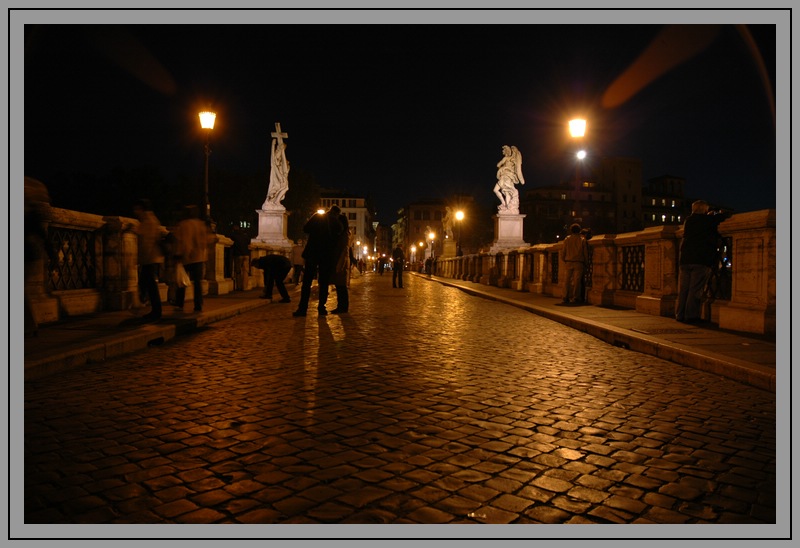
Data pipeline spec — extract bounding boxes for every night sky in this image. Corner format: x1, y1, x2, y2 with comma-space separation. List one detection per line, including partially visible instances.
21, 12, 780, 224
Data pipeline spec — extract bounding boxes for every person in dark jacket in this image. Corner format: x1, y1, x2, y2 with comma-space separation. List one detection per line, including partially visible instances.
392, 244, 405, 288
293, 208, 342, 316
329, 206, 351, 314
255, 254, 292, 303
675, 200, 729, 323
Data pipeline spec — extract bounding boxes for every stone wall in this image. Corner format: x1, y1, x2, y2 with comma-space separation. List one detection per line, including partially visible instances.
436, 210, 776, 336
26, 206, 240, 325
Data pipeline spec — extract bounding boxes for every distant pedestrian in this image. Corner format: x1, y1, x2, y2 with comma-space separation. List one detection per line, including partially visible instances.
232, 225, 251, 291
358, 258, 365, 275
133, 198, 165, 321
424, 256, 432, 276
560, 223, 588, 304
675, 200, 730, 323
255, 254, 292, 303
290, 239, 305, 285
173, 205, 210, 313
293, 207, 342, 317
392, 244, 405, 288
329, 206, 351, 314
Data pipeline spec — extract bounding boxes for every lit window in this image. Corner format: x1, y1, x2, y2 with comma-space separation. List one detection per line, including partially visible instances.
671, 200, 676, 207
661, 214, 666, 223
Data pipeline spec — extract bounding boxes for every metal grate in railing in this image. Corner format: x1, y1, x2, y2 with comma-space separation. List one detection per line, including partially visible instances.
550, 251, 559, 284
620, 245, 645, 293
707, 236, 733, 301
48, 226, 97, 290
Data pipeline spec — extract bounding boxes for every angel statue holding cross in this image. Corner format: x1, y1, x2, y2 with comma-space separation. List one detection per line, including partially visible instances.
262, 123, 290, 210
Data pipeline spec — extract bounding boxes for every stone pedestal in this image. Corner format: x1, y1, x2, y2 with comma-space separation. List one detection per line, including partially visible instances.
489, 213, 527, 253
443, 239, 457, 258
254, 208, 293, 248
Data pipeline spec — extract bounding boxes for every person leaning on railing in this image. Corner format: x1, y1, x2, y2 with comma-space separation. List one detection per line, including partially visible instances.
675, 200, 732, 324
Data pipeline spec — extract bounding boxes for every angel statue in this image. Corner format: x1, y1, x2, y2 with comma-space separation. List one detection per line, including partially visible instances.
442, 206, 454, 239
262, 137, 290, 210
493, 145, 525, 213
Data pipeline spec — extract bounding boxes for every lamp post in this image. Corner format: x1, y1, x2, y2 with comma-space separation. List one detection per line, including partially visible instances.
199, 111, 216, 228
455, 210, 464, 253
428, 231, 435, 276
568, 118, 587, 227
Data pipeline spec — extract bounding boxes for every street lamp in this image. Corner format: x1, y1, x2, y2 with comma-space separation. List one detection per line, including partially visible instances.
568, 117, 587, 226
428, 231, 435, 276
199, 110, 216, 227
455, 210, 464, 252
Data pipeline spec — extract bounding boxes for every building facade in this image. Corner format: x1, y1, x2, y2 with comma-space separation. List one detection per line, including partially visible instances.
398, 200, 447, 262
521, 156, 650, 241
641, 174, 689, 227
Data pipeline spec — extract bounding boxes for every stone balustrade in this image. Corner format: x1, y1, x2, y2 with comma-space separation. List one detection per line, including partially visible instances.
26, 205, 245, 325
26, 205, 775, 336
436, 209, 776, 336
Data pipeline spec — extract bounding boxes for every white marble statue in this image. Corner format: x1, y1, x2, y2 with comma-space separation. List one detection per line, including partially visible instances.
442, 206, 454, 239
262, 123, 290, 210
493, 145, 525, 213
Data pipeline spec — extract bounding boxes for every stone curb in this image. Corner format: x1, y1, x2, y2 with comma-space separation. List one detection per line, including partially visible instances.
24, 298, 270, 382
427, 275, 776, 392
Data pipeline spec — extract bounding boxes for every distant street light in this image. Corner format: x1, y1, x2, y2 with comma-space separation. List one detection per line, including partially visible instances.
199, 111, 216, 228
455, 210, 465, 252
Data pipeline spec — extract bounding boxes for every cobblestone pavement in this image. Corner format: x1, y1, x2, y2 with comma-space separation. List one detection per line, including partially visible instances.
23, 271, 777, 528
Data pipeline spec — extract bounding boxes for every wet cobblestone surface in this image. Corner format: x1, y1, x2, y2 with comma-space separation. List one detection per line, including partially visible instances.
24, 272, 777, 525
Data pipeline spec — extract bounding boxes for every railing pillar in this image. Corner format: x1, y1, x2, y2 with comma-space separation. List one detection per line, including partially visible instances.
102, 216, 140, 311
586, 235, 618, 307
716, 210, 776, 335
206, 234, 234, 295
633, 225, 681, 317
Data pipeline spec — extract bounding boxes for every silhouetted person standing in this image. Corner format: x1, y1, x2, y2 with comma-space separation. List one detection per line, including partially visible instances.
561, 223, 588, 304
133, 199, 164, 321
290, 239, 305, 285
174, 205, 210, 313
330, 206, 351, 314
392, 244, 405, 288
675, 200, 729, 323
293, 208, 341, 317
